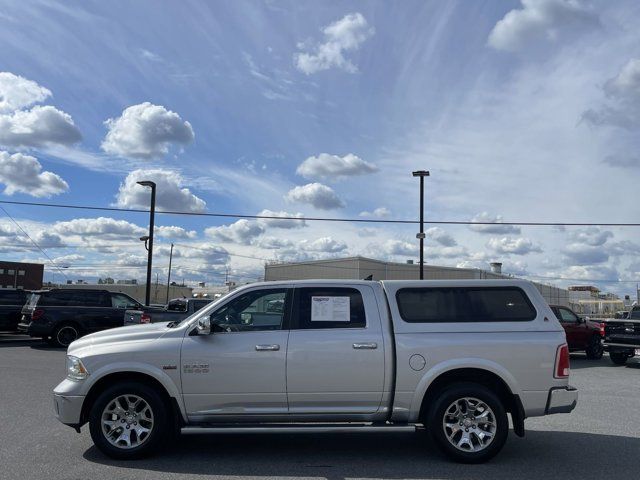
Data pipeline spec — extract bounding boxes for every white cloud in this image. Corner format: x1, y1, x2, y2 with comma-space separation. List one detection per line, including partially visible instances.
563, 243, 608, 264
205, 219, 264, 245
567, 227, 613, 246
381, 239, 418, 257
488, 0, 599, 52
257, 209, 307, 229
487, 237, 543, 255
0, 105, 81, 148
583, 58, 640, 132
426, 227, 457, 247
0, 151, 68, 197
301, 236, 348, 253
254, 236, 295, 250
52, 217, 146, 239
285, 182, 345, 210
469, 212, 522, 234
604, 58, 640, 99
359, 207, 390, 218
0, 72, 51, 113
115, 169, 206, 212
154, 225, 197, 239
102, 102, 194, 159
295, 12, 374, 74
297, 153, 378, 180
561, 265, 619, 281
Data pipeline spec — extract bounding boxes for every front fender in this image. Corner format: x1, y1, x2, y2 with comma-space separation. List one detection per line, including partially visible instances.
407, 357, 521, 423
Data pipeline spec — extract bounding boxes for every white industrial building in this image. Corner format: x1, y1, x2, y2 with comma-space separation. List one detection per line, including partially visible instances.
264, 256, 571, 307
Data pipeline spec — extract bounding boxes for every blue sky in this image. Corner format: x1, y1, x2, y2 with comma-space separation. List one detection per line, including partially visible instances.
0, 0, 639, 295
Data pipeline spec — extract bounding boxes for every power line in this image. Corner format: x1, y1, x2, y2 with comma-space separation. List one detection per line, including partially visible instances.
1, 199, 639, 227
0, 207, 69, 281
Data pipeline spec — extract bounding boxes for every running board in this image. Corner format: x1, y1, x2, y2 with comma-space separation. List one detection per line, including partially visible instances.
181, 423, 417, 435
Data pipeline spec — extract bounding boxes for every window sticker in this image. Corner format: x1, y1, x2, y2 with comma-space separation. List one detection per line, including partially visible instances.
311, 296, 350, 322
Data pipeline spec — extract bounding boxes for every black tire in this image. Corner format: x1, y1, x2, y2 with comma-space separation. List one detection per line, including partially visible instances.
89, 382, 169, 460
585, 335, 604, 360
51, 323, 81, 348
427, 382, 508, 463
610, 351, 629, 365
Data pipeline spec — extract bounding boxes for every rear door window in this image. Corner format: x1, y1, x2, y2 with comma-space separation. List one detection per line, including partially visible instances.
396, 287, 536, 323
292, 287, 366, 329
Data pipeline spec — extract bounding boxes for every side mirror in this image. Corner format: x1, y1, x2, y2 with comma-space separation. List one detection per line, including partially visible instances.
197, 316, 212, 335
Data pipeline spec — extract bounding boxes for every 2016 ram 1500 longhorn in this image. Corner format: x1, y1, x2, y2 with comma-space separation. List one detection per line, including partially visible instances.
53, 279, 577, 463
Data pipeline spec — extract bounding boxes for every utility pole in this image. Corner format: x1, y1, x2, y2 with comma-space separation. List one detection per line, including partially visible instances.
137, 180, 156, 306
166, 243, 174, 303
412, 170, 430, 280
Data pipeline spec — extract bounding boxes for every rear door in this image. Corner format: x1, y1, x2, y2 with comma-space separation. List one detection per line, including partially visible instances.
286, 284, 385, 415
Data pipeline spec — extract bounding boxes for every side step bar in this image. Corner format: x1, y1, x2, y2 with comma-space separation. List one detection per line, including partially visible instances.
181, 424, 417, 435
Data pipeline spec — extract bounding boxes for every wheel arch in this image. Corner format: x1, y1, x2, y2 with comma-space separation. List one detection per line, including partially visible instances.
413, 363, 525, 437
79, 370, 185, 427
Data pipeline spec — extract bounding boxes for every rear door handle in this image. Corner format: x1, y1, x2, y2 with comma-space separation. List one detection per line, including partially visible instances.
255, 344, 280, 351
353, 342, 378, 350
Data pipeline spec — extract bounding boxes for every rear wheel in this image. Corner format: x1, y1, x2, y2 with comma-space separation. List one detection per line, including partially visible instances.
51, 323, 80, 348
427, 382, 508, 463
585, 335, 604, 359
610, 351, 629, 365
89, 382, 168, 459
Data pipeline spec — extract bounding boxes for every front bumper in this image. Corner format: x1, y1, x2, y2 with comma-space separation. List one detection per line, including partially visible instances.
53, 393, 85, 427
545, 386, 578, 415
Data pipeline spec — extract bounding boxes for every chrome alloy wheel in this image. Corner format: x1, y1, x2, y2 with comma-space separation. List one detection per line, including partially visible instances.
442, 397, 497, 452
101, 394, 154, 449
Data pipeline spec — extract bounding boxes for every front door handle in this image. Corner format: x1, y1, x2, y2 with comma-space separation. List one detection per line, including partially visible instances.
255, 344, 280, 351
353, 342, 378, 350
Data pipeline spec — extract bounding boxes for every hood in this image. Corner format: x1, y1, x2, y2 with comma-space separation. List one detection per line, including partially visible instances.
68, 323, 172, 354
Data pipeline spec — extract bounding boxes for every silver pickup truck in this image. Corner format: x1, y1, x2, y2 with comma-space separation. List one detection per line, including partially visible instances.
53, 279, 577, 463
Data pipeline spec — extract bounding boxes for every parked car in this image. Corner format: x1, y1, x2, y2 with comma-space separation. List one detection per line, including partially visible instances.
124, 297, 213, 325
18, 289, 142, 347
549, 305, 604, 359
53, 279, 576, 463
614, 310, 629, 319
603, 305, 640, 365
0, 289, 29, 332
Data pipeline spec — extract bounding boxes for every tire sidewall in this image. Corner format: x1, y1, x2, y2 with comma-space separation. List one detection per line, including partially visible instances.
428, 382, 508, 463
585, 335, 604, 359
89, 382, 168, 460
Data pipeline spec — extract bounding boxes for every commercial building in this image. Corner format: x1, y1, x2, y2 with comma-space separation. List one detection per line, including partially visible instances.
265, 256, 571, 307
0, 261, 44, 290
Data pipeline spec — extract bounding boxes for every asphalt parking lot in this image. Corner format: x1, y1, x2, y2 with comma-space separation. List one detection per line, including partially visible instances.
1, 333, 638, 480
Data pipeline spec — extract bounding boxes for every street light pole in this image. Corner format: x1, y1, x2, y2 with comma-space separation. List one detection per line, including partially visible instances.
166, 242, 174, 303
137, 180, 156, 306
412, 170, 430, 280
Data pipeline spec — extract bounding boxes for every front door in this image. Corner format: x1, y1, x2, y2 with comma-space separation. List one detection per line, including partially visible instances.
286, 285, 385, 416
181, 287, 291, 419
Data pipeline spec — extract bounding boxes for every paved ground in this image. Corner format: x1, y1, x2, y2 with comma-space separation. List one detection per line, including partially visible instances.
1, 332, 639, 480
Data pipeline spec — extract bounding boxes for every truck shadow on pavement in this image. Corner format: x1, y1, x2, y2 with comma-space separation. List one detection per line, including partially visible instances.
83, 430, 639, 479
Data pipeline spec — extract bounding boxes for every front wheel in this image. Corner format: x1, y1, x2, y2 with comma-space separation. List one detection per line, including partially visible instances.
427, 382, 508, 463
89, 382, 169, 459
610, 351, 630, 365
585, 335, 604, 359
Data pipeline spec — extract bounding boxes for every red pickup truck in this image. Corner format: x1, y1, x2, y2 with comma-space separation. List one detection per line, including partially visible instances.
550, 305, 604, 359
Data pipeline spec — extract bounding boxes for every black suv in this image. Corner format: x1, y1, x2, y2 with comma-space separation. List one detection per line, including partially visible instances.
0, 289, 29, 331
18, 289, 142, 347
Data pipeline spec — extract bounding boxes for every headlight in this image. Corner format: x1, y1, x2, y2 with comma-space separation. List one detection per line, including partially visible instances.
66, 355, 89, 381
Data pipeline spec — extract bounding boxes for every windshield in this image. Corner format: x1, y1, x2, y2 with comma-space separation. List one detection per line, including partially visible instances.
168, 290, 234, 327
